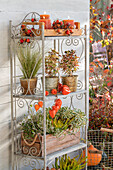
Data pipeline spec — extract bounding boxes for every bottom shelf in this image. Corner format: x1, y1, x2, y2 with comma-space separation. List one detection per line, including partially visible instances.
15, 143, 87, 161
47, 143, 87, 161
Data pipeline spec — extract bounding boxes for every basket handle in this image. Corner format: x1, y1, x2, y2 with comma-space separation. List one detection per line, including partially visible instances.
100, 128, 113, 133
22, 133, 38, 147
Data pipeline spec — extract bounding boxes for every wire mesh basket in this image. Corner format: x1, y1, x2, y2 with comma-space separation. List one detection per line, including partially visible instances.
88, 129, 113, 170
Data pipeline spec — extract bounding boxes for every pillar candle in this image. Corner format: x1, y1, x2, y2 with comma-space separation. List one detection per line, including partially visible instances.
39, 19, 51, 29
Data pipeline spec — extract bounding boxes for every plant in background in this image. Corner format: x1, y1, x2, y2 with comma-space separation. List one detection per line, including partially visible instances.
90, 0, 111, 46
89, 60, 113, 132
52, 154, 87, 170
21, 106, 87, 140
17, 47, 42, 79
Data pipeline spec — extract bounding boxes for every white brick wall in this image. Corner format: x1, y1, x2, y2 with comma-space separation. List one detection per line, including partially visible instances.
0, 0, 89, 169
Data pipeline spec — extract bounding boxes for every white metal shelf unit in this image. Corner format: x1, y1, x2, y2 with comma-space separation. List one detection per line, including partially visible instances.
9, 12, 89, 170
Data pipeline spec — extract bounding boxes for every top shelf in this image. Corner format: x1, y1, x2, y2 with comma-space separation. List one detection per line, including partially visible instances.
11, 21, 86, 40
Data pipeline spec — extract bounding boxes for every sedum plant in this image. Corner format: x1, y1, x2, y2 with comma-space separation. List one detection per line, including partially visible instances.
60, 50, 79, 76
17, 47, 42, 79
21, 106, 87, 140
45, 49, 60, 77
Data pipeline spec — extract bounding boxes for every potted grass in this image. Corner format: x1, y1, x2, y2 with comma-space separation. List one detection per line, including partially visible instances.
17, 46, 42, 95
21, 106, 87, 157
45, 49, 60, 92
60, 50, 79, 92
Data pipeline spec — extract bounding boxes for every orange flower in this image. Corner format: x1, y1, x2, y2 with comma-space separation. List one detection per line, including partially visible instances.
51, 89, 57, 95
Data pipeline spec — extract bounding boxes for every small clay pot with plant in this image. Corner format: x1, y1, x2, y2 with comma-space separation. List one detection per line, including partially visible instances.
60, 50, 79, 92
44, 49, 60, 92
17, 46, 42, 95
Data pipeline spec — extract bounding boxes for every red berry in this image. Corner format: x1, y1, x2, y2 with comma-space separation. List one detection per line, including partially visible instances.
26, 39, 30, 43
60, 21, 63, 25
56, 20, 59, 24
31, 18, 35, 22
20, 39, 24, 44
27, 29, 31, 34
57, 29, 61, 34
66, 22, 70, 26
53, 21, 55, 25
70, 29, 73, 34
65, 30, 70, 35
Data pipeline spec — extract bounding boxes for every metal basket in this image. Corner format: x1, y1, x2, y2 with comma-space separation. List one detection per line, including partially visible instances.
88, 130, 113, 170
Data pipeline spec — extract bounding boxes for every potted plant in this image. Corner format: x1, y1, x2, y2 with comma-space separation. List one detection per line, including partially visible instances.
60, 50, 79, 92
17, 46, 42, 95
45, 49, 60, 92
21, 106, 87, 156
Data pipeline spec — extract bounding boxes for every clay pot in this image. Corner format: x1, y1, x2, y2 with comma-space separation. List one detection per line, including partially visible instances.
62, 75, 78, 92
20, 78, 37, 95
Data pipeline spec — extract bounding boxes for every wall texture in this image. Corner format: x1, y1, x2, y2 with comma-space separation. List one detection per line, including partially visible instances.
0, 0, 89, 169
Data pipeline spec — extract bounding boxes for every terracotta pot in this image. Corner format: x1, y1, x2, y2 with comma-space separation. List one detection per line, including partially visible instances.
62, 75, 78, 92
20, 78, 37, 95
42, 76, 58, 93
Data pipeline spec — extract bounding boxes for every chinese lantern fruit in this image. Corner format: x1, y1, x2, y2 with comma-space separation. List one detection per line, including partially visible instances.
38, 101, 43, 108
51, 89, 57, 95
35, 104, 40, 112
52, 105, 59, 112
55, 99, 62, 106
45, 91, 49, 96
62, 85, 71, 95
49, 110, 56, 119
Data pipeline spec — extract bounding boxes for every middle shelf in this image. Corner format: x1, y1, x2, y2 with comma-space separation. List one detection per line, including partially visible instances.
13, 89, 88, 101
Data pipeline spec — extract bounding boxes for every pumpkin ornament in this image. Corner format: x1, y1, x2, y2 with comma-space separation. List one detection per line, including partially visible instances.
83, 142, 102, 166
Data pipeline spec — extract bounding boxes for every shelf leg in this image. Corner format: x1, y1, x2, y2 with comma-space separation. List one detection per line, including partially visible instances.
9, 20, 15, 170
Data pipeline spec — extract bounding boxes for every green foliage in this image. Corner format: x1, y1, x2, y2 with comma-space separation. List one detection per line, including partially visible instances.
17, 47, 42, 79
52, 154, 87, 170
21, 106, 87, 140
